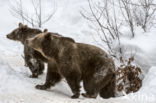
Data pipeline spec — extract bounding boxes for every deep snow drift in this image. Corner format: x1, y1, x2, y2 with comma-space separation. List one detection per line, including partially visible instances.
0, 0, 156, 103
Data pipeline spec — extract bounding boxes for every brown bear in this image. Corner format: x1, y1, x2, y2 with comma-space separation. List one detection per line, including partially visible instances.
6, 23, 46, 78
27, 32, 116, 99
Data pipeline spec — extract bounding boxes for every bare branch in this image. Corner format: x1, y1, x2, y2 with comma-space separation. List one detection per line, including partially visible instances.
9, 0, 57, 28
81, 0, 122, 54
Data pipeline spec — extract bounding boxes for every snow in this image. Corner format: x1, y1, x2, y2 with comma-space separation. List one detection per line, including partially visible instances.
113, 28, 156, 76
121, 66, 156, 103
0, 0, 156, 103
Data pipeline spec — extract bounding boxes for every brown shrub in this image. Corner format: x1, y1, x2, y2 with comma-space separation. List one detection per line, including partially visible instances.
116, 56, 142, 94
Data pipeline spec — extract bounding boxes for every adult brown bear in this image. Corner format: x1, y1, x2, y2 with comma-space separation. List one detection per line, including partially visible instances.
6, 23, 46, 78
27, 32, 116, 99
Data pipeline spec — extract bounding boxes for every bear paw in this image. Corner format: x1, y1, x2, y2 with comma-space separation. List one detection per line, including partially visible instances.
35, 84, 49, 90
82, 93, 97, 98
29, 74, 38, 78
71, 93, 80, 99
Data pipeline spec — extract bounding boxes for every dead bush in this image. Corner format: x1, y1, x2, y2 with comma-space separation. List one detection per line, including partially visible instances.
116, 56, 142, 94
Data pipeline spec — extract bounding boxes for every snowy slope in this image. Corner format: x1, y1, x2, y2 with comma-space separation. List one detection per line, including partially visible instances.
0, 39, 156, 103
0, 0, 156, 103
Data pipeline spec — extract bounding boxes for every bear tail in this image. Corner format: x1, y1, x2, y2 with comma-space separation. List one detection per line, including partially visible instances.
99, 74, 116, 99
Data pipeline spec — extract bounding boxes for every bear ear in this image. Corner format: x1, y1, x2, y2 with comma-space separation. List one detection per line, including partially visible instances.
45, 33, 51, 40
43, 29, 48, 33
22, 25, 28, 29
24, 25, 28, 28
19, 23, 27, 29
19, 22, 23, 28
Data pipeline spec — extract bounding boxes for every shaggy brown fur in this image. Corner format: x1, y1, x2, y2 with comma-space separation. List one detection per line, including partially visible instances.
6, 23, 47, 78
27, 32, 115, 99
99, 73, 116, 98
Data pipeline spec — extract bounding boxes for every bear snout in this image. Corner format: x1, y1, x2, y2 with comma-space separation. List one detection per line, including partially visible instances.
6, 34, 11, 39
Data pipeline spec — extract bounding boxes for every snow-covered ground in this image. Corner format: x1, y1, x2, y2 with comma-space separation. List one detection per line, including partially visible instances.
0, 0, 156, 103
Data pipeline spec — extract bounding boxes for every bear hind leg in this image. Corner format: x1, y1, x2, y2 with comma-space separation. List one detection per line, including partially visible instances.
82, 76, 100, 98
99, 73, 115, 99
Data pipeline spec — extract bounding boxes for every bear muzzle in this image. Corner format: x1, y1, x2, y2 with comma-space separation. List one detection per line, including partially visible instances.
6, 34, 12, 39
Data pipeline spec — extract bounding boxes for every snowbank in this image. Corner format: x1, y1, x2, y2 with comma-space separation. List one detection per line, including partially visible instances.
0, 0, 156, 103
120, 66, 156, 103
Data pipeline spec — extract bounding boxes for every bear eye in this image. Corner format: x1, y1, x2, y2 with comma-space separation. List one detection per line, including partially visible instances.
15, 30, 21, 38
14, 29, 19, 34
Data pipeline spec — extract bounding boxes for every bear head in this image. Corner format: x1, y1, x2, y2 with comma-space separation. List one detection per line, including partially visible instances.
6, 23, 42, 44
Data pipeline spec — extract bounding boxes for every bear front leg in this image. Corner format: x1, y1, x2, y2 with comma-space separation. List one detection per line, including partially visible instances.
65, 71, 81, 99
36, 62, 62, 90
35, 72, 61, 90
24, 54, 38, 78
35, 59, 44, 75
24, 46, 38, 78
82, 76, 99, 98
